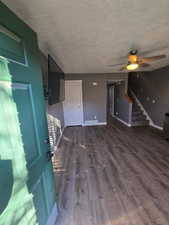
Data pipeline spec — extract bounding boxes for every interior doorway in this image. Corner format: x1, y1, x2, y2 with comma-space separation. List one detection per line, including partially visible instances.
107, 83, 115, 123
108, 85, 115, 116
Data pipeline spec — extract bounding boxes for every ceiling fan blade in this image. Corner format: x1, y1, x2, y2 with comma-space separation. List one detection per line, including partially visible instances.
108, 63, 125, 67
139, 63, 150, 67
140, 54, 166, 63
119, 66, 127, 71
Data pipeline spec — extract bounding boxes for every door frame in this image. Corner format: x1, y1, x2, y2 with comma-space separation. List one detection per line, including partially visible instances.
63, 80, 84, 126
46, 203, 58, 225
110, 85, 115, 116
107, 84, 115, 120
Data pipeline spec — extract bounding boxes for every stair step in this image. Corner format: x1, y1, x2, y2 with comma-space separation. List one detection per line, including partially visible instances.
133, 108, 142, 113
132, 115, 147, 122
131, 120, 149, 126
132, 111, 143, 116
132, 110, 143, 115
129, 90, 150, 127
132, 105, 140, 110
133, 102, 139, 106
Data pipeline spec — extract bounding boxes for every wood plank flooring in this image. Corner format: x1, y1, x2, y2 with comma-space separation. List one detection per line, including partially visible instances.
53, 119, 169, 225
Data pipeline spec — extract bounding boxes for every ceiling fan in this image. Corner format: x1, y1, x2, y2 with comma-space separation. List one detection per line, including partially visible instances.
108, 50, 166, 71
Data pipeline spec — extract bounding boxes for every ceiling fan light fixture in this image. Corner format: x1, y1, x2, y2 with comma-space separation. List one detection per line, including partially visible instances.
126, 63, 139, 71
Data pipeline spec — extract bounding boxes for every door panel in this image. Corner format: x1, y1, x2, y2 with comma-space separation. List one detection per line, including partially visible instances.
0, 2, 56, 225
12, 83, 40, 164
0, 25, 26, 65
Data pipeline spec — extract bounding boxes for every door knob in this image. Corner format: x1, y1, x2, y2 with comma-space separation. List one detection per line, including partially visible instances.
46, 151, 54, 161
44, 138, 50, 144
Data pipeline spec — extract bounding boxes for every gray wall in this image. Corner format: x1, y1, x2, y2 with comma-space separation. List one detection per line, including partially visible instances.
40, 52, 64, 151
114, 81, 130, 124
65, 73, 128, 124
129, 66, 169, 127
83, 79, 107, 123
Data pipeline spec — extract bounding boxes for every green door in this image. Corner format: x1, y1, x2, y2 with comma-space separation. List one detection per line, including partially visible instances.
0, 2, 56, 225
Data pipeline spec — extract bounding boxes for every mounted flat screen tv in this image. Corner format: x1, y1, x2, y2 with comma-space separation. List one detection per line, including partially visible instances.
48, 55, 65, 105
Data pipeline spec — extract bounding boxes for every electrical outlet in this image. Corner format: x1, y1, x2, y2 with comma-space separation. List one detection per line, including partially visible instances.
92, 82, 98, 86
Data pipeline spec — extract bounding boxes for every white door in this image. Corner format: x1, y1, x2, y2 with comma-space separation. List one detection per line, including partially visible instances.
63, 80, 84, 126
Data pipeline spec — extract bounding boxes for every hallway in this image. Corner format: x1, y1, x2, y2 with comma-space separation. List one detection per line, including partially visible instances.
54, 120, 169, 225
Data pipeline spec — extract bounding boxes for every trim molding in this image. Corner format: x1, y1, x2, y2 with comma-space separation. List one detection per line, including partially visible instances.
113, 116, 131, 127
53, 127, 65, 152
151, 124, 163, 131
46, 203, 58, 225
0, 24, 21, 42
83, 121, 107, 126
130, 90, 163, 130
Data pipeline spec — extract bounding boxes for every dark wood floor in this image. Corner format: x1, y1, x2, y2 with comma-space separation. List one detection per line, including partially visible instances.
54, 119, 169, 225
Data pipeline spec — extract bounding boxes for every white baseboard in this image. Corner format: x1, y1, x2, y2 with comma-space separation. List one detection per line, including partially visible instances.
150, 124, 163, 131
83, 121, 107, 126
46, 203, 58, 225
113, 116, 131, 127
53, 127, 65, 152
130, 90, 163, 131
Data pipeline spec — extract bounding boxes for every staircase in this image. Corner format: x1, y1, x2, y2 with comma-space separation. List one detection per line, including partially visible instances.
129, 91, 149, 127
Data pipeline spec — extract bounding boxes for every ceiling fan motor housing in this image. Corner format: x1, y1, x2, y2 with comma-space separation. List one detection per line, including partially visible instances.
130, 50, 137, 55
128, 54, 138, 63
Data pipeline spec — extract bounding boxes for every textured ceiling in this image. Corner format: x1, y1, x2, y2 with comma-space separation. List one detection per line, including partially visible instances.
2, 0, 169, 73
